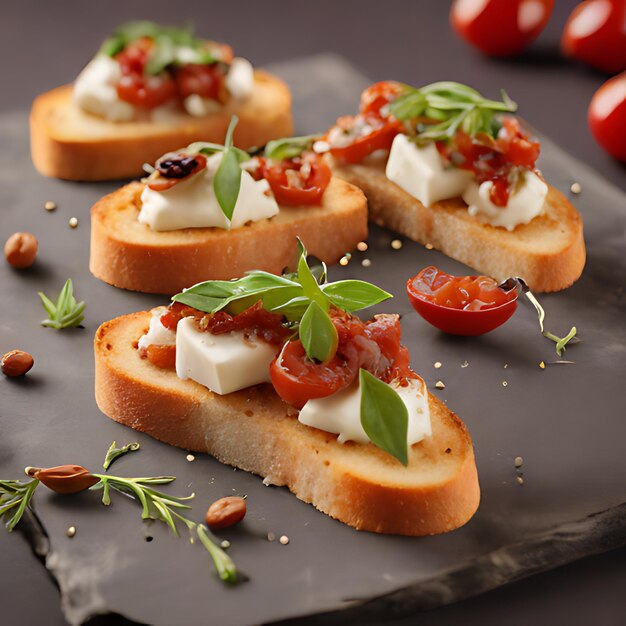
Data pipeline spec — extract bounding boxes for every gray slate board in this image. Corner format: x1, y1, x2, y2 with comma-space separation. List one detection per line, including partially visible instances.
1, 55, 625, 626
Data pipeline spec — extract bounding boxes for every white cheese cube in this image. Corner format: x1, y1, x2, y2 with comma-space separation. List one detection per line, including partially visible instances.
463, 169, 548, 231
298, 377, 431, 445
175, 317, 276, 395
386, 135, 472, 207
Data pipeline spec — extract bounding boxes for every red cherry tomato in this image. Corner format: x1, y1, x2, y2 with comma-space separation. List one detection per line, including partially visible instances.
261, 154, 332, 206
561, 0, 626, 73
359, 81, 404, 117
269, 340, 355, 409
174, 63, 226, 101
588, 73, 626, 161
450, 0, 555, 56
326, 115, 402, 164
407, 266, 518, 336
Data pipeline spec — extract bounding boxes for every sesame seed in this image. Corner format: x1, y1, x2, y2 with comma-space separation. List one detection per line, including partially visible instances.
425, 243, 434, 250
539, 361, 545, 369
390, 239, 402, 250
502, 381, 508, 387
433, 361, 442, 369
515, 456, 523, 468
69, 217, 79, 229
44, 201, 57, 211
460, 360, 469, 368
361, 258, 372, 268
357, 241, 368, 252
267, 532, 276, 542
66, 526, 76, 538
279, 535, 289, 545
186, 454, 195, 462
435, 380, 445, 390
220, 540, 231, 549
570, 182, 582, 194
516, 476, 524, 485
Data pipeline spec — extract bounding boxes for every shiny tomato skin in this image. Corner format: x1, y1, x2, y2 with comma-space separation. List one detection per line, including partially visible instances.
561, 0, 626, 73
175, 63, 224, 101
262, 155, 332, 206
588, 73, 626, 161
360, 81, 404, 117
116, 72, 177, 109
328, 116, 402, 164
451, 0, 555, 57
269, 341, 355, 409
407, 266, 518, 336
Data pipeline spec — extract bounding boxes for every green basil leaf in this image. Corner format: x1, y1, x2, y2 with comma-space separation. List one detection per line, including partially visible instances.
261, 286, 304, 312
359, 369, 408, 466
145, 35, 176, 75
296, 240, 329, 310
299, 301, 338, 362
264, 134, 318, 160
172, 292, 225, 312
99, 36, 125, 57
214, 148, 242, 221
322, 280, 392, 313
389, 89, 427, 121
223, 115, 238, 150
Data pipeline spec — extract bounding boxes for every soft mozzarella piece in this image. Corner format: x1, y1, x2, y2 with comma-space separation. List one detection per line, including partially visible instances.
298, 378, 431, 445
183, 94, 222, 117
73, 56, 135, 122
225, 57, 254, 100
138, 152, 279, 231
463, 169, 548, 231
385, 135, 472, 207
138, 307, 176, 351
175, 317, 276, 395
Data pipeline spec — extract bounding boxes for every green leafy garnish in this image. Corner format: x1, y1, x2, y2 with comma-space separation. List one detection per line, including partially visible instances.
173, 240, 392, 362
197, 524, 237, 584
0, 478, 39, 531
389, 81, 517, 142
264, 134, 318, 161
103, 441, 141, 471
38, 278, 86, 329
359, 370, 409, 466
213, 116, 244, 221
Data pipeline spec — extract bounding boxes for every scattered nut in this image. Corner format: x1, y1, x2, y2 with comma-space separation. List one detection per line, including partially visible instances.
220, 539, 231, 549
69, 217, 79, 229
44, 201, 57, 211
425, 243, 434, 250
435, 380, 445, 390
570, 182, 582, 195
433, 361, 442, 369
361, 258, 372, 267
515, 456, 524, 468
186, 454, 195, 462
66, 526, 76, 538
502, 381, 508, 387
4, 232, 38, 269
390, 239, 402, 250
205, 496, 247, 530
460, 360, 469, 368
339, 255, 350, 266
2, 350, 34, 377
516, 476, 525, 485
356, 241, 368, 252
539, 361, 545, 369
279, 535, 290, 545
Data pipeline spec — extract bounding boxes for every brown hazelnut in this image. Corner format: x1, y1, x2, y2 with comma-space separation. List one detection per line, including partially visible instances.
5, 232, 38, 268
205, 496, 247, 530
2, 350, 34, 377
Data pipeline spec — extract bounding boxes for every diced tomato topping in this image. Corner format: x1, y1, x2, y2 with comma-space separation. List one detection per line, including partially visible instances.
359, 81, 404, 117
258, 153, 332, 206
174, 63, 226, 102
408, 266, 516, 311
147, 153, 208, 191
439, 116, 540, 206
144, 344, 176, 369
326, 114, 402, 164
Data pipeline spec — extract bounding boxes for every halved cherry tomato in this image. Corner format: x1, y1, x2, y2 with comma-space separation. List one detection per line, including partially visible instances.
359, 81, 404, 117
451, 0, 555, 57
144, 344, 176, 369
561, 0, 626, 74
116, 72, 177, 109
174, 63, 226, 102
270, 340, 355, 409
407, 266, 518, 336
588, 73, 626, 161
326, 115, 402, 164
260, 154, 332, 206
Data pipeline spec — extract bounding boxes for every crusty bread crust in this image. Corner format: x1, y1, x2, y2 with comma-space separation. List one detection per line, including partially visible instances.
30, 71, 293, 181
333, 160, 586, 293
89, 178, 368, 294
94, 311, 481, 536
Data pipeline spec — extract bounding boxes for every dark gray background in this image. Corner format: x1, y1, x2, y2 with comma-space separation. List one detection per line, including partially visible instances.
0, 1, 624, 625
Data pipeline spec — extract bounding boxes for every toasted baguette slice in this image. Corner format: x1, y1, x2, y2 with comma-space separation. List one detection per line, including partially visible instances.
89, 178, 368, 294
94, 311, 481, 536
332, 161, 585, 293
30, 71, 293, 181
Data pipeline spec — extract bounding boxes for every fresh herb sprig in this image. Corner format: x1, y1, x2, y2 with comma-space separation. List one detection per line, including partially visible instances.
389, 81, 517, 142
263, 135, 318, 161
173, 239, 392, 363
0, 478, 39, 531
38, 278, 86, 329
103, 441, 141, 470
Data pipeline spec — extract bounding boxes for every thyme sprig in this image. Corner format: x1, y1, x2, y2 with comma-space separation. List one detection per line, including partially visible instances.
0, 478, 39, 531
38, 278, 86, 329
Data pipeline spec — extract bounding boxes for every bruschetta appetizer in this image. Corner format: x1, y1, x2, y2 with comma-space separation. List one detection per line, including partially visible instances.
89, 121, 368, 294
94, 243, 480, 536
319, 81, 585, 292
30, 21, 293, 181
